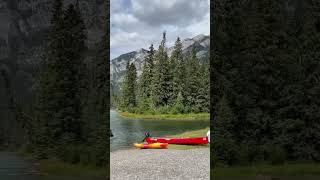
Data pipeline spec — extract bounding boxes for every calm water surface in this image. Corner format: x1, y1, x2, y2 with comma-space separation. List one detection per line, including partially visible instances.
110, 110, 209, 151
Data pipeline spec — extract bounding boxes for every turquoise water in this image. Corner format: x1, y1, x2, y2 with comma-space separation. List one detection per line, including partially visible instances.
110, 110, 209, 151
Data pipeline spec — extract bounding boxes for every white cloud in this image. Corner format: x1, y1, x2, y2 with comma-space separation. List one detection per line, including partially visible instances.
111, 13, 139, 29
110, 0, 209, 59
186, 11, 210, 35
131, 0, 208, 26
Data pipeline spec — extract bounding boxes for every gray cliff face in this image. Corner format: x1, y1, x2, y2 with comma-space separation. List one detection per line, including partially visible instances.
110, 34, 210, 85
0, 0, 105, 107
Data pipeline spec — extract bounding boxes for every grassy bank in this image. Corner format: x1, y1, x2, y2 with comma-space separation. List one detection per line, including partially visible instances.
212, 163, 320, 180
119, 111, 210, 120
38, 159, 106, 178
18, 148, 106, 178
168, 127, 210, 150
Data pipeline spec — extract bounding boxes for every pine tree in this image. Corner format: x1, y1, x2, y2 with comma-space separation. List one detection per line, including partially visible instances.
197, 54, 210, 112
120, 62, 137, 110
151, 32, 170, 107
212, 96, 237, 165
55, 4, 87, 144
138, 44, 154, 110
35, 0, 64, 158
170, 37, 184, 105
128, 63, 137, 108
185, 45, 201, 112
121, 62, 131, 110
87, 0, 109, 166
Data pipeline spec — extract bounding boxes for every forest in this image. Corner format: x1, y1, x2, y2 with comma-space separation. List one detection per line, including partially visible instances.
212, 0, 320, 166
118, 32, 210, 115
0, 0, 109, 168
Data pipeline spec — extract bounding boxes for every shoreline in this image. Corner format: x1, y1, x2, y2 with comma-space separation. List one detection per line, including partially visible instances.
17, 150, 106, 179
118, 111, 210, 121
111, 127, 210, 151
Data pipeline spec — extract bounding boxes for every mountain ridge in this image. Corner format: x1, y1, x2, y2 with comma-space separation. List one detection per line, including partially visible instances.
110, 34, 210, 84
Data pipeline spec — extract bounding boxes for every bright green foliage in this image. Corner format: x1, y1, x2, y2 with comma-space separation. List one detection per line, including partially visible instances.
170, 92, 185, 114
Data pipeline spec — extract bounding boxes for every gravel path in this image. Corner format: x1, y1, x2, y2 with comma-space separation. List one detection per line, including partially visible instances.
111, 148, 209, 180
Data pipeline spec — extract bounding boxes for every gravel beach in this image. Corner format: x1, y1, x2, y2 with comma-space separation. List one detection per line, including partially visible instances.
110, 148, 209, 180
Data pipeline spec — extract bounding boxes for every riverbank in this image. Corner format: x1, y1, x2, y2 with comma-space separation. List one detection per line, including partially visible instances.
0, 151, 40, 179
213, 163, 320, 180
111, 148, 209, 180
119, 111, 210, 120
18, 150, 106, 179
37, 159, 106, 179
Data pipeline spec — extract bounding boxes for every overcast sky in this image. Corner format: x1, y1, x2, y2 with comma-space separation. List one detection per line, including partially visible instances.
110, 0, 210, 59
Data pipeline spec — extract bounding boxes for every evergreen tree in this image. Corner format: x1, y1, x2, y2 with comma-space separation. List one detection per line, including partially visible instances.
87, 0, 109, 166
151, 32, 170, 107
128, 63, 137, 108
35, 1, 88, 160
138, 44, 154, 110
170, 37, 184, 104
185, 45, 201, 112
35, 0, 65, 157
121, 62, 137, 110
121, 62, 131, 110
56, 4, 87, 144
212, 96, 237, 165
197, 55, 210, 112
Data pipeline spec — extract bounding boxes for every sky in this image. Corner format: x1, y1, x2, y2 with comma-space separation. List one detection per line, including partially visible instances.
110, 0, 210, 59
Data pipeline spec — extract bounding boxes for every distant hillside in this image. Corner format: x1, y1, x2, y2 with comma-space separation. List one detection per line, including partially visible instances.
110, 34, 210, 86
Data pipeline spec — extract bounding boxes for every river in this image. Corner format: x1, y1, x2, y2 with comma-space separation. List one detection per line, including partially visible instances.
0, 151, 36, 180
0, 152, 104, 180
110, 110, 209, 151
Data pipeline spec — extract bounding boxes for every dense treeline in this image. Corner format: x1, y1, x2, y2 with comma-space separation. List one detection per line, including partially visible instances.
19, 0, 109, 167
119, 32, 209, 114
212, 0, 320, 166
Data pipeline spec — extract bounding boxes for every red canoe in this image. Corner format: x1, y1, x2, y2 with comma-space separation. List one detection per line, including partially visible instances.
146, 137, 208, 145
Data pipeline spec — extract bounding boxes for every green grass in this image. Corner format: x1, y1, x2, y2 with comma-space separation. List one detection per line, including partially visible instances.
168, 127, 210, 150
170, 127, 210, 137
119, 111, 210, 120
212, 163, 320, 180
38, 159, 107, 178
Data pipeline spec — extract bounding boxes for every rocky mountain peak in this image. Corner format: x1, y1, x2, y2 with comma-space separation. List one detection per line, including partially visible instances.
111, 34, 210, 85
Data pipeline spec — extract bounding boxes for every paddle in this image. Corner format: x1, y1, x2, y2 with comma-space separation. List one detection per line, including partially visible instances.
142, 132, 151, 142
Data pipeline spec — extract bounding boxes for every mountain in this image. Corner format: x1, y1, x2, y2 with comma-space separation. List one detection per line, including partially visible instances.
110, 34, 210, 86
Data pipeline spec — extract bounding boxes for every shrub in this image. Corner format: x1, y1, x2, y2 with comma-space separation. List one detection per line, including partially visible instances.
157, 106, 170, 114
170, 103, 185, 114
